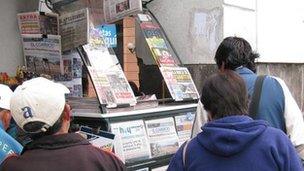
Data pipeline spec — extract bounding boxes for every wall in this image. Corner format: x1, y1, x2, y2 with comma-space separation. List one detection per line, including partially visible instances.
0, 0, 38, 76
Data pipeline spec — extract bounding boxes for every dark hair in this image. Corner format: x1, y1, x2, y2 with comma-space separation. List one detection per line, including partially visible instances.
214, 37, 259, 73
23, 113, 64, 140
201, 70, 248, 120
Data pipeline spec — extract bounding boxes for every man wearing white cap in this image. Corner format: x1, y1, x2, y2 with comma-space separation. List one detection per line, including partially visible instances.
0, 84, 23, 163
1, 77, 126, 171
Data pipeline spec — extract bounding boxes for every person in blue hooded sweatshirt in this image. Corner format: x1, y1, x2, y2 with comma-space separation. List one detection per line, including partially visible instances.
0, 84, 23, 163
168, 71, 302, 171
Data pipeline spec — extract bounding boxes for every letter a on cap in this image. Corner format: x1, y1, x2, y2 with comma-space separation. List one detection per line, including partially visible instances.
22, 107, 33, 119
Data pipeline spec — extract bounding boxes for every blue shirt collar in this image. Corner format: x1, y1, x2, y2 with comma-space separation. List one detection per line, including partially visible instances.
234, 66, 255, 75
0, 121, 4, 130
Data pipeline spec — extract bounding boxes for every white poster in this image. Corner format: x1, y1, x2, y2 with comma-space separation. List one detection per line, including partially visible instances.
145, 117, 179, 158
104, 0, 142, 23
111, 120, 151, 163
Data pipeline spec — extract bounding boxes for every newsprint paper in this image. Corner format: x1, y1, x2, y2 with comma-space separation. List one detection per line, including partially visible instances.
22, 34, 63, 79
59, 8, 89, 51
160, 67, 200, 101
174, 112, 195, 146
104, 0, 142, 23
145, 117, 179, 158
111, 120, 151, 163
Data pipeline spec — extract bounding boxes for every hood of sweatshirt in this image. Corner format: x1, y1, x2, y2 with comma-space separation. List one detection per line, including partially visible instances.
197, 115, 267, 157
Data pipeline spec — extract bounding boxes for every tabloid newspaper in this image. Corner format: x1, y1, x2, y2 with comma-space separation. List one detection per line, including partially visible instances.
84, 25, 136, 107
174, 112, 195, 146
140, 22, 177, 67
59, 8, 89, 52
111, 120, 151, 163
78, 126, 115, 152
22, 34, 63, 79
18, 12, 59, 35
160, 67, 200, 101
104, 0, 142, 23
145, 117, 179, 158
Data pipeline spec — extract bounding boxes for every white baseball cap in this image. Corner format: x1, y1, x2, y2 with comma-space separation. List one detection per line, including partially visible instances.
10, 77, 70, 133
0, 84, 13, 110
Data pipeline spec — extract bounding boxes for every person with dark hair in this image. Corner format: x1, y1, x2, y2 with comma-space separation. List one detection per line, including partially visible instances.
168, 71, 303, 171
192, 36, 304, 161
0, 84, 22, 164
0, 77, 126, 171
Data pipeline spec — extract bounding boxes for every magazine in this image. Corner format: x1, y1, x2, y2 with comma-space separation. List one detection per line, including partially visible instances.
59, 8, 89, 51
18, 12, 59, 35
145, 117, 179, 158
79, 126, 115, 152
104, 0, 142, 23
111, 120, 151, 163
160, 67, 200, 101
174, 112, 195, 146
22, 34, 63, 79
140, 22, 177, 67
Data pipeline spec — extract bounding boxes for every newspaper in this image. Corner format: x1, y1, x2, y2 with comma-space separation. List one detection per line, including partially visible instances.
18, 12, 59, 35
160, 67, 200, 101
111, 120, 151, 163
79, 126, 115, 152
140, 22, 177, 67
175, 112, 195, 146
104, 0, 142, 23
62, 50, 82, 79
59, 78, 83, 97
22, 34, 63, 79
145, 117, 179, 158
59, 8, 89, 51
84, 25, 136, 107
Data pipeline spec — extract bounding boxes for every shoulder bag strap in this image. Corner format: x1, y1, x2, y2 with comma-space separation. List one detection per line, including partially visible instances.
249, 75, 266, 119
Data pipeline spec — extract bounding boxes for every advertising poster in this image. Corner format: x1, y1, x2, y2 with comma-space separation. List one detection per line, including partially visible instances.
79, 126, 115, 152
104, 0, 142, 23
18, 12, 59, 35
97, 24, 117, 48
140, 22, 177, 67
174, 112, 195, 146
59, 8, 89, 51
160, 67, 199, 101
111, 120, 151, 163
145, 117, 179, 158
22, 34, 63, 79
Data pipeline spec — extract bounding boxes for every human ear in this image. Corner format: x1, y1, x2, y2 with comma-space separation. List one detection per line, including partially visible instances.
63, 104, 71, 122
2, 111, 12, 130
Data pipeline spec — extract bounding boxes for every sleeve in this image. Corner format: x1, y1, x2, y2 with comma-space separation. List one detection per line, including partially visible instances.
273, 77, 304, 160
191, 101, 208, 138
272, 131, 303, 171
167, 145, 185, 171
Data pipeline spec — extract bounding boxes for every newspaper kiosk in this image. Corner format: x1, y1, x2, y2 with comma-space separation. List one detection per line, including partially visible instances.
16, 1, 199, 170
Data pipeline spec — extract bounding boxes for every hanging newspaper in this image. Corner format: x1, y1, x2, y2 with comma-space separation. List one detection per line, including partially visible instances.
59, 78, 83, 97
18, 12, 59, 35
140, 22, 177, 67
160, 67, 199, 101
111, 120, 151, 163
145, 117, 179, 158
59, 8, 89, 51
22, 34, 63, 80
79, 126, 115, 152
104, 0, 142, 23
174, 112, 195, 146
84, 25, 136, 107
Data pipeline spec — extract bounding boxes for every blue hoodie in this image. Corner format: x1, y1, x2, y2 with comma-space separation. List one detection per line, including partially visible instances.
168, 116, 302, 171
0, 122, 23, 164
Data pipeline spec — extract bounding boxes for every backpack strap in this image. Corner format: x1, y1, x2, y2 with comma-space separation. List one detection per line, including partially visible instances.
249, 75, 266, 119
182, 139, 192, 171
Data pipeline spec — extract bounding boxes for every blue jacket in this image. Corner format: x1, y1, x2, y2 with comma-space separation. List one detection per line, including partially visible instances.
0, 122, 23, 163
235, 67, 286, 132
168, 116, 302, 171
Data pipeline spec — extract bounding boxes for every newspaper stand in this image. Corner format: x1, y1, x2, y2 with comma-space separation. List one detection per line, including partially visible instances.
46, 1, 199, 170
